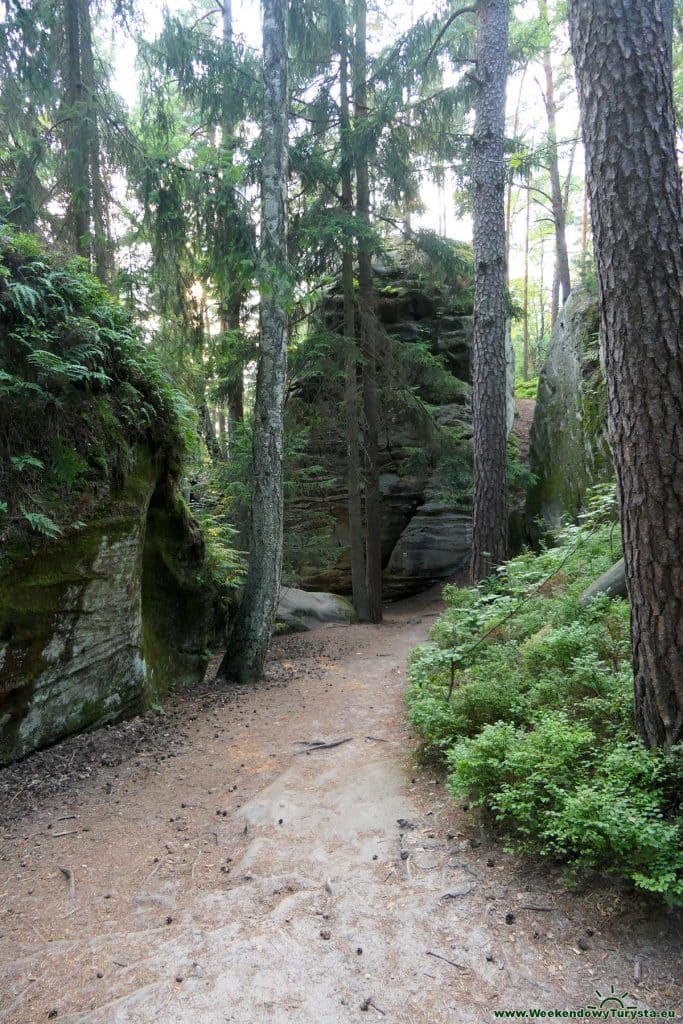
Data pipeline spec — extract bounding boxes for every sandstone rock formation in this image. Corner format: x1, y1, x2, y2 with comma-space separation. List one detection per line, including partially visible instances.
0, 233, 220, 764
0, 452, 218, 765
287, 245, 479, 598
276, 587, 357, 631
526, 285, 613, 534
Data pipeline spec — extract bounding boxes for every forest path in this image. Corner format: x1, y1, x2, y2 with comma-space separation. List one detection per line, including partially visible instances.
512, 398, 536, 466
1, 591, 681, 1024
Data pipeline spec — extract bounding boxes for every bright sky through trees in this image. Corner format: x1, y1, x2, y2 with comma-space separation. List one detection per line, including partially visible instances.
108, 1, 582, 273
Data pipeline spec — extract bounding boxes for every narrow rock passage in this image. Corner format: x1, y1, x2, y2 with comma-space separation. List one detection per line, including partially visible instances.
1, 591, 681, 1024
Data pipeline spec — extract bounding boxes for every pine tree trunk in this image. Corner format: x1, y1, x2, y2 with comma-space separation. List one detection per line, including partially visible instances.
225, 297, 244, 436
470, 0, 509, 582
353, 0, 382, 623
64, 0, 89, 258
340, 23, 369, 621
522, 188, 530, 381
218, 407, 228, 459
581, 179, 588, 262
539, 0, 571, 311
550, 266, 559, 329
200, 400, 222, 463
218, 0, 288, 683
568, 0, 683, 746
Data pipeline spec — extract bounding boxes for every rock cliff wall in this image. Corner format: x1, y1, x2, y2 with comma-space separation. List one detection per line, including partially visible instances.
0, 231, 219, 764
0, 450, 217, 765
287, 245, 478, 598
526, 285, 613, 534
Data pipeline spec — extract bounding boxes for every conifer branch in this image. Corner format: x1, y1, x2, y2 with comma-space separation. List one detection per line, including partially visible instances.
424, 5, 477, 67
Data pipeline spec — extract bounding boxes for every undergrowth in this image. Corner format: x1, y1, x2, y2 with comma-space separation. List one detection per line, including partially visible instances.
0, 226, 185, 556
407, 491, 683, 904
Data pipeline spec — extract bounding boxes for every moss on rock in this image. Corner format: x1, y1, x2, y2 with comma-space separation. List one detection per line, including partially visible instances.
0, 231, 220, 765
526, 286, 613, 534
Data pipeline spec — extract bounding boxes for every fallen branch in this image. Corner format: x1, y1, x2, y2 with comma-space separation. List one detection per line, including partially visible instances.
361, 997, 386, 1014
426, 950, 468, 970
295, 737, 352, 753
58, 866, 75, 899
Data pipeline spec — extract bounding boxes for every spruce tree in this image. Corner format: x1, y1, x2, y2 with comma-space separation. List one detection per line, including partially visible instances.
218, 0, 289, 683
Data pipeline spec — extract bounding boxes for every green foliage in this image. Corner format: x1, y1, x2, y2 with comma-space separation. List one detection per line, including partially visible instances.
49, 440, 89, 489
192, 503, 246, 591
507, 431, 535, 496
186, 416, 336, 589
20, 507, 63, 539
514, 376, 539, 399
407, 503, 683, 903
0, 227, 183, 552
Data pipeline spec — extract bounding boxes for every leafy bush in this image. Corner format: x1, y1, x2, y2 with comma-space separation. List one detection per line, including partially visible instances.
515, 376, 539, 399
407, 508, 683, 903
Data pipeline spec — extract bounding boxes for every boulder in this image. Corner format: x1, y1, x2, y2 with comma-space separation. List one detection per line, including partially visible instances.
579, 558, 627, 606
276, 587, 357, 631
383, 502, 471, 599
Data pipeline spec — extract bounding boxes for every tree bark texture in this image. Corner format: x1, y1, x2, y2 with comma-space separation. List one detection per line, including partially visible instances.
353, 0, 383, 622
219, 0, 288, 683
340, 24, 369, 621
470, 0, 509, 581
568, 0, 683, 746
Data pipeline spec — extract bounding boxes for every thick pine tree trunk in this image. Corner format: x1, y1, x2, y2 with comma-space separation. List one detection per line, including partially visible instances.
218, 0, 288, 683
340, 26, 369, 621
470, 0, 509, 582
353, 0, 382, 622
568, 0, 683, 746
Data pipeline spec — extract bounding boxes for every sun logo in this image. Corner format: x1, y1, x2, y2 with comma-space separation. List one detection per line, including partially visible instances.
586, 984, 637, 1011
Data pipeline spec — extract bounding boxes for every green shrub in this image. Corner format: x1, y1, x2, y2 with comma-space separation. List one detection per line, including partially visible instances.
515, 376, 539, 399
406, 508, 683, 903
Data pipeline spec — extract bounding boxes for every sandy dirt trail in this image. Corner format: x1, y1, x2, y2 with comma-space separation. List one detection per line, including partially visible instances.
1, 592, 681, 1024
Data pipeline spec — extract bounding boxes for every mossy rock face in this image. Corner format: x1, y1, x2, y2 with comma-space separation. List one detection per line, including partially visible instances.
141, 481, 219, 696
0, 448, 219, 765
526, 286, 613, 534
0, 231, 220, 765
